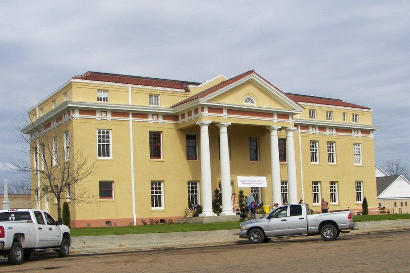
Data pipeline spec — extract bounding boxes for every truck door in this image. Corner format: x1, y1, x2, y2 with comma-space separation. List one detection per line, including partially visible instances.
33, 211, 48, 248
286, 205, 307, 235
43, 212, 62, 246
265, 206, 289, 236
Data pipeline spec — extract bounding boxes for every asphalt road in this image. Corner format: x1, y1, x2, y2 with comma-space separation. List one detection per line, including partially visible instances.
1, 230, 409, 273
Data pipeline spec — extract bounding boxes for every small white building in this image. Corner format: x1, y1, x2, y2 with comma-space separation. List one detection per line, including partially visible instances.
376, 174, 410, 214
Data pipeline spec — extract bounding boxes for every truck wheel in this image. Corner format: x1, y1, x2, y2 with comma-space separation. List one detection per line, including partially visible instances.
58, 238, 70, 257
248, 228, 265, 244
320, 224, 338, 241
8, 242, 24, 265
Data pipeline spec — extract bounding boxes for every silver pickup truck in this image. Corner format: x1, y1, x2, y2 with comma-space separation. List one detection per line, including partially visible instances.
0, 209, 71, 265
239, 204, 354, 243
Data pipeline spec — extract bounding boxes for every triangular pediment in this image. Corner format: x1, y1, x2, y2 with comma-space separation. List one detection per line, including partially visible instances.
202, 73, 302, 112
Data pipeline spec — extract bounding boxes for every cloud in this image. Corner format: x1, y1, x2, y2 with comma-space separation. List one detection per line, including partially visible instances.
0, 0, 409, 170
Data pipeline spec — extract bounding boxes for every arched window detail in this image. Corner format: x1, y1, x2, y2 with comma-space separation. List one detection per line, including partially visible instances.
244, 96, 256, 105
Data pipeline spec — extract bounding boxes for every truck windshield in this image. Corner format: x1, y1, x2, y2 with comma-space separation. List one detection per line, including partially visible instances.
0, 211, 32, 222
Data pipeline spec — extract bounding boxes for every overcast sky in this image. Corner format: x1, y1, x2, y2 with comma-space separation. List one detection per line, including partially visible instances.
0, 1, 409, 188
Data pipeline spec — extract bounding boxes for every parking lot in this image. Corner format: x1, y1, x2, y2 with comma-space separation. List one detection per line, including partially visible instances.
1, 229, 409, 273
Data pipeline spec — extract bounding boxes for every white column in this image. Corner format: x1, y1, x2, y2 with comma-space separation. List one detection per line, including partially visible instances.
218, 123, 234, 216
268, 126, 282, 206
286, 127, 298, 204
197, 121, 214, 217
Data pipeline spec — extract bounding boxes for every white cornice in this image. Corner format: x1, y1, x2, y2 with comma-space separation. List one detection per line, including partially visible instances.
71, 79, 187, 93
294, 119, 378, 130
201, 102, 300, 114
298, 102, 372, 112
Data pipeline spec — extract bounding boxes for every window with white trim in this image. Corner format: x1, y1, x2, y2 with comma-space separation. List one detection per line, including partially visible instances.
187, 181, 199, 207
52, 100, 56, 109
149, 131, 162, 159
52, 137, 58, 166
278, 138, 286, 162
40, 143, 45, 170
327, 141, 336, 164
352, 113, 359, 123
244, 96, 256, 105
186, 134, 197, 160
309, 109, 316, 119
310, 140, 319, 163
326, 111, 333, 121
97, 129, 112, 158
281, 181, 288, 204
312, 181, 321, 205
64, 131, 70, 161
330, 181, 338, 204
149, 94, 160, 106
353, 143, 362, 165
97, 90, 109, 102
63, 92, 68, 101
355, 181, 363, 203
353, 129, 360, 136
251, 187, 261, 204
343, 112, 347, 122
151, 181, 164, 208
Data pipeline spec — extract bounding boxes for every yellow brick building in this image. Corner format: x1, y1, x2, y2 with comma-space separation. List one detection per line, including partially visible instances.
23, 70, 378, 227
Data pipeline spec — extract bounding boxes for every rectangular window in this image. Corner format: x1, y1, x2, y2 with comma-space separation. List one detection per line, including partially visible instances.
186, 134, 197, 160
52, 100, 56, 109
310, 140, 319, 163
97, 89, 109, 102
64, 131, 70, 161
281, 181, 288, 204
343, 112, 347, 122
149, 94, 160, 106
151, 181, 164, 208
312, 181, 321, 205
187, 181, 199, 207
52, 137, 57, 166
352, 114, 359, 123
353, 143, 362, 165
326, 111, 333, 121
99, 181, 113, 199
355, 181, 363, 203
248, 137, 259, 161
330, 181, 338, 204
278, 138, 286, 162
97, 130, 112, 158
64, 92, 68, 101
309, 109, 316, 119
327, 141, 336, 164
149, 131, 162, 159
251, 187, 261, 204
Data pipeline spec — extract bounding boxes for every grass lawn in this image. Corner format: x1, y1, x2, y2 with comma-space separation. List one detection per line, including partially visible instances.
71, 214, 410, 237
71, 221, 240, 237
353, 213, 410, 222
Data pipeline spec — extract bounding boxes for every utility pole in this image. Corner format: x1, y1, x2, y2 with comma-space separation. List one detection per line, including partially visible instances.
2, 178, 10, 210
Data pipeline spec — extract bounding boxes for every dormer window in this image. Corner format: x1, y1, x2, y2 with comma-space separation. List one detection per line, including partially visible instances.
244, 96, 256, 105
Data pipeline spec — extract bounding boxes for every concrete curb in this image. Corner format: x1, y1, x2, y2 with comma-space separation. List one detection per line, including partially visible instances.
70, 219, 410, 255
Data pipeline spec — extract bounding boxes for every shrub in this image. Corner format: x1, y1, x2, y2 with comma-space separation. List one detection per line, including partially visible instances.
212, 189, 222, 215
62, 202, 70, 227
193, 205, 203, 217
362, 197, 369, 215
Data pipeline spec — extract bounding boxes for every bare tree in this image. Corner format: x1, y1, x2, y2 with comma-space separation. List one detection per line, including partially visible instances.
383, 160, 409, 178
18, 126, 95, 222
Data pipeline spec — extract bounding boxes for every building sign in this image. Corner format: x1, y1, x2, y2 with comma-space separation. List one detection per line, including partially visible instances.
237, 176, 267, 188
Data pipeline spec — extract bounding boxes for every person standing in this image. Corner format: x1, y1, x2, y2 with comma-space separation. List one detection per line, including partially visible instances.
321, 198, 329, 213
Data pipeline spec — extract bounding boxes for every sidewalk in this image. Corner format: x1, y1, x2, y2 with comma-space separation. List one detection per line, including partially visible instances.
70, 219, 410, 255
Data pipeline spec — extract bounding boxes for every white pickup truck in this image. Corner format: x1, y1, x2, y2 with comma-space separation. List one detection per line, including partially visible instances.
0, 209, 71, 265
239, 204, 355, 243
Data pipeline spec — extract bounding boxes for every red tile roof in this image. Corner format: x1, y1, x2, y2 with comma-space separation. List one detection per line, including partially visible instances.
172, 70, 255, 107
73, 71, 200, 92
285, 93, 371, 110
